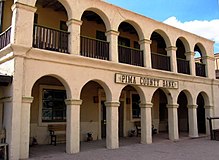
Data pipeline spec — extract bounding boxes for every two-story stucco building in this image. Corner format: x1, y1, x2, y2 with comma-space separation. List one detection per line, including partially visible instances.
0, 0, 219, 159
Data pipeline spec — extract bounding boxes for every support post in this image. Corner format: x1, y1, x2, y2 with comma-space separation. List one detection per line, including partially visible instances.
11, 2, 36, 47
167, 104, 179, 141
187, 105, 198, 138
105, 30, 120, 62
19, 97, 33, 159
140, 103, 152, 144
65, 99, 82, 154
104, 101, 120, 149
166, 46, 177, 73
66, 19, 83, 54
185, 52, 195, 76
139, 39, 152, 68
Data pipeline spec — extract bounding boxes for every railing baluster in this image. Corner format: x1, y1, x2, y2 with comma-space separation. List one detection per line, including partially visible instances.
32, 24, 69, 53
151, 52, 170, 71
80, 36, 109, 60
0, 26, 11, 50
118, 45, 144, 67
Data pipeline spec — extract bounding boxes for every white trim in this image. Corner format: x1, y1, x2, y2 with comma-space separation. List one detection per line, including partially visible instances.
38, 85, 66, 126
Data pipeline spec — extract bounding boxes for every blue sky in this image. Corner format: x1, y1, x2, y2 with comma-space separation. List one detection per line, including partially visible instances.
106, 0, 219, 53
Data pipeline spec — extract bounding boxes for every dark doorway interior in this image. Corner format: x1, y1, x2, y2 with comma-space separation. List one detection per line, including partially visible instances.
101, 101, 106, 138
197, 94, 206, 133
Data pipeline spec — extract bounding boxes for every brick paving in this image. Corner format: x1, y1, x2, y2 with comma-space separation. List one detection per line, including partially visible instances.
29, 135, 219, 160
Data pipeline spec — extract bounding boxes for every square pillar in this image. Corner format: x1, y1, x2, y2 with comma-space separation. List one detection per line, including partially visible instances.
202, 56, 215, 79
185, 52, 195, 76
139, 39, 152, 68
105, 30, 120, 62
66, 19, 83, 55
19, 96, 33, 159
104, 101, 120, 149
187, 105, 198, 138
205, 105, 213, 135
65, 99, 82, 154
11, 2, 37, 47
140, 103, 152, 144
166, 46, 177, 73
167, 104, 179, 141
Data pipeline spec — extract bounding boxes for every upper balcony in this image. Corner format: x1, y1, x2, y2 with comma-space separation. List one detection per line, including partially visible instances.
0, 0, 210, 78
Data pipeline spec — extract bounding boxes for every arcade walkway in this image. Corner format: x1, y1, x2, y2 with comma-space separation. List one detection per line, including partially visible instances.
29, 133, 216, 160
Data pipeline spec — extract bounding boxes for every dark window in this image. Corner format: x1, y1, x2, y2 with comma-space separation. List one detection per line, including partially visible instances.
96, 30, 106, 41
118, 37, 130, 47
132, 94, 140, 118
134, 41, 140, 49
60, 21, 68, 31
42, 89, 66, 122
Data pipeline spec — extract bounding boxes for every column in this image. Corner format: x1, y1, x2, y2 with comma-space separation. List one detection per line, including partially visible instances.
140, 103, 152, 144
205, 105, 213, 135
105, 30, 120, 62
187, 105, 198, 138
104, 101, 120, 149
185, 51, 195, 76
166, 46, 178, 73
65, 99, 82, 154
167, 104, 179, 141
19, 96, 34, 159
66, 19, 82, 55
139, 39, 152, 68
11, 2, 36, 47
202, 56, 215, 78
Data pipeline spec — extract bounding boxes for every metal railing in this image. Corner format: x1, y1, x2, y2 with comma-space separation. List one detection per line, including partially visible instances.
0, 26, 11, 50
177, 58, 190, 74
195, 62, 206, 77
151, 52, 170, 71
118, 45, 144, 67
33, 24, 69, 53
80, 36, 109, 60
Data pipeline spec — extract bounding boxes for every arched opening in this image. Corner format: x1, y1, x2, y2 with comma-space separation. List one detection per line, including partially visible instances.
177, 91, 189, 137
152, 88, 168, 139
33, 0, 69, 53
119, 85, 142, 144
0, 0, 13, 49
80, 11, 109, 60
196, 93, 206, 134
118, 22, 143, 67
194, 44, 206, 77
150, 31, 170, 71
29, 75, 68, 157
79, 80, 108, 148
176, 39, 190, 74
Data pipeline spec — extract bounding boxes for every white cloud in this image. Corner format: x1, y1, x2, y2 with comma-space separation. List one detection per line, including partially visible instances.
163, 17, 219, 52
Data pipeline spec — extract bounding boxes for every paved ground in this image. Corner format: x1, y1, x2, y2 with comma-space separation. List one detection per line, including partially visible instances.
29, 135, 219, 160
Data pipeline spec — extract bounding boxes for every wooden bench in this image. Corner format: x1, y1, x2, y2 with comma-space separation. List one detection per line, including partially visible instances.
134, 121, 157, 136
48, 124, 66, 146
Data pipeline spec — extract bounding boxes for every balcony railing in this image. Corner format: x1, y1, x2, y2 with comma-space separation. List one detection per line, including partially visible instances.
151, 52, 170, 71
33, 24, 69, 53
80, 36, 109, 60
177, 58, 190, 74
195, 62, 206, 77
118, 45, 144, 67
0, 26, 11, 50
